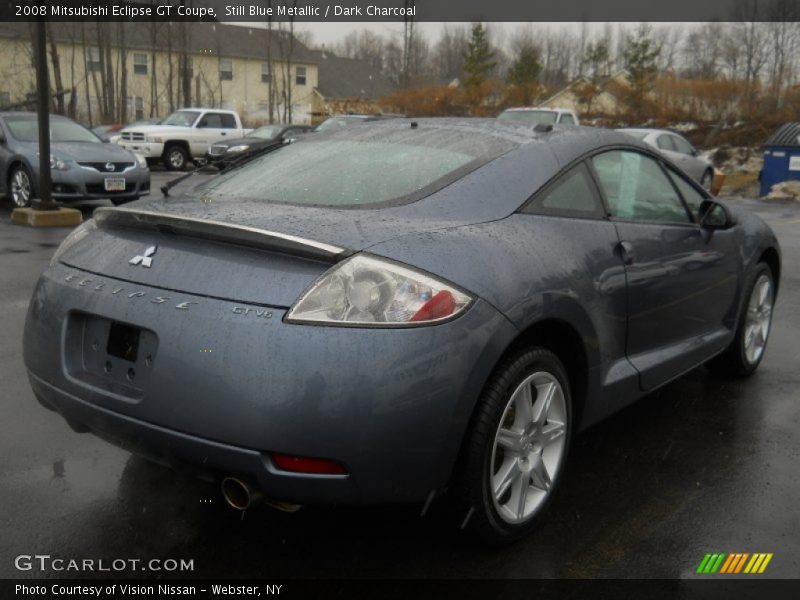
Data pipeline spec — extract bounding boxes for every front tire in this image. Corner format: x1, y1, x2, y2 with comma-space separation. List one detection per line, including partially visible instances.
710, 263, 774, 377
9, 165, 34, 208
453, 347, 572, 543
163, 144, 188, 171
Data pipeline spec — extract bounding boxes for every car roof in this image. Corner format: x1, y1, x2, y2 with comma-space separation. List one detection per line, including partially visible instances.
619, 127, 679, 136
503, 107, 573, 113
326, 117, 647, 167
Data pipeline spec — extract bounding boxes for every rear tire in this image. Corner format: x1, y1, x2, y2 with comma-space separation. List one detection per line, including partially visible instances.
452, 347, 572, 544
163, 144, 188, 171
709, 263, 774, 377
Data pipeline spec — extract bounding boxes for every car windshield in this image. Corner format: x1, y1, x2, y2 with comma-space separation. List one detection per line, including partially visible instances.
498, 110, 558, 125
314, 116, 366, 132
251, 125, 283, 140
5, 116, 101, 143
619, 130, 649, 140
199, 126, 516, 207
162, 111, 200, 127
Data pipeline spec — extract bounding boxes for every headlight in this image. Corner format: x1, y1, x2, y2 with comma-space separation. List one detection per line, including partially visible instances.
226, 144, 250, 154
50, 155, 70, 171
286, 254, 472, 326
49, 220, 97, 267
134, 153, 148, 169
146, 136, 162, 143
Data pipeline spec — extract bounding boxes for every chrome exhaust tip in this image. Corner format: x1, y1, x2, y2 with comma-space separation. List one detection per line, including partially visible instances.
221, 477, 262, 510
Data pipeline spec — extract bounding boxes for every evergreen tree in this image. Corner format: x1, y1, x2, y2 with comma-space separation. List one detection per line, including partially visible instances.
507, 45, 540, 86
463, 23, 496, 88
623, 24, 661, 118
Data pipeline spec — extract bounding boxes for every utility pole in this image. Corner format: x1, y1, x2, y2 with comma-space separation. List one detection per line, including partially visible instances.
11, 19, 81, 226
34, 19, 55, 210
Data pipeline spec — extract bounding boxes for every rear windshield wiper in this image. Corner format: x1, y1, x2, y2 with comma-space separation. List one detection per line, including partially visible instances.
160, 140, 287, 198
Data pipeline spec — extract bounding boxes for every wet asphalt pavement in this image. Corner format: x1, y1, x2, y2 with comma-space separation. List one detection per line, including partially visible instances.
1, 174, 798, 579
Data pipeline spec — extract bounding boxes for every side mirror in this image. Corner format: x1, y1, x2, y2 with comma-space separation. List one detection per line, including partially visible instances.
699, 199, 735, 230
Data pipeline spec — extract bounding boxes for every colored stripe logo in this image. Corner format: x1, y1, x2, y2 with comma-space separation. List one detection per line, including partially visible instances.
696, 553, 773, 574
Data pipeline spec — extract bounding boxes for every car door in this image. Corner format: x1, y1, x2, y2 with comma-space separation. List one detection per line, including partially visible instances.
590, 149, 739, 390
195, 113, 232, 155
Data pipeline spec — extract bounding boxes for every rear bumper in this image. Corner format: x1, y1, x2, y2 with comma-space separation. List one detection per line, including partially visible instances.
28, 372, 358, 504
23, 263, 516, 505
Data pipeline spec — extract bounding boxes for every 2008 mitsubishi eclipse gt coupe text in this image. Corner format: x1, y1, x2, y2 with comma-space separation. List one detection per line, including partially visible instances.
23, 119, 780, 542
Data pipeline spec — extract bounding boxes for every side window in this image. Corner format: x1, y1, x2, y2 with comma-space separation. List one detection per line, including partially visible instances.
671, 135, 694, 155
559, 114, 575, 125
666, 168, 706, 221
591, 150, 691, 224
219, 113, 236, 129
657, 134, 675, 151
524, 163, 603, 218
200, 113, 223, 128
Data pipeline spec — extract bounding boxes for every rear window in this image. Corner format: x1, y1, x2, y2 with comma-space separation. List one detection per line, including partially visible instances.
199, 126, 516, 208
498, 110, 558, 125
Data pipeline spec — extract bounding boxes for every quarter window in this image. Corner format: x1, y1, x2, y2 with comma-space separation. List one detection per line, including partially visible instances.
525, 163, 602, 217
559, 114, 575, 125
591, 150, 691, 224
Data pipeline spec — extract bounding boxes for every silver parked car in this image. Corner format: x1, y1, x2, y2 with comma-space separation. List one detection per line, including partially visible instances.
618, 128, 715, 190
0, 112, 150, 207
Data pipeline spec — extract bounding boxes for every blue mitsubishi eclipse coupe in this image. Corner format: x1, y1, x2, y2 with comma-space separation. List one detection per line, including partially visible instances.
23, 119, 779, 542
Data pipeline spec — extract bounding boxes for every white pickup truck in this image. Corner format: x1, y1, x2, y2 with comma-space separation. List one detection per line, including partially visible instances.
117, 108, 251, 171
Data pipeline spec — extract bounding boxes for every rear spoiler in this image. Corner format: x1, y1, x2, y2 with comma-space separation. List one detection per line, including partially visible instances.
93, 207, 352, 263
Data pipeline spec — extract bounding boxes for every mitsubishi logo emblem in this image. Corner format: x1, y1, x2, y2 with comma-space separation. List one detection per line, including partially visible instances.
129, 246, 157, 268
105, 162, 116, 172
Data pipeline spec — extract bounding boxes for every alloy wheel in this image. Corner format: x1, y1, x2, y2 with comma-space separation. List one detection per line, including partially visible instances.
490, 371, 568, 524
11, 169, 32, 207
743, 274, 773, 365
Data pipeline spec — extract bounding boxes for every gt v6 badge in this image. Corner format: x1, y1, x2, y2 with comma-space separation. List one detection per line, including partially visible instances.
130, 246, 157, 268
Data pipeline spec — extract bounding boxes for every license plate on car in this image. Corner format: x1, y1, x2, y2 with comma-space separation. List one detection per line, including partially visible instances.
104, 177, 126, 191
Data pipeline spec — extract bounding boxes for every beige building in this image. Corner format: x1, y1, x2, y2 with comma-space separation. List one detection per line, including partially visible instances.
0, 21, 319, 126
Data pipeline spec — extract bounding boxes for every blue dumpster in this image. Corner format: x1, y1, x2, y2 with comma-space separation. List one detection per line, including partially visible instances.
760, 122, 800, 196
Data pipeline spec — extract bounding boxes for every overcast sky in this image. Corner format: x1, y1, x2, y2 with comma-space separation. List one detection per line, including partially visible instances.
232, 22, 698, 49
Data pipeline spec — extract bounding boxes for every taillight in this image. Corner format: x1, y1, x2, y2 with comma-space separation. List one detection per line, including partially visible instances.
272, 454, 347, 475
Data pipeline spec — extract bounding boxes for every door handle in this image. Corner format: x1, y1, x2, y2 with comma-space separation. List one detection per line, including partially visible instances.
618, 241, 636, 266
221, 132, 227, 136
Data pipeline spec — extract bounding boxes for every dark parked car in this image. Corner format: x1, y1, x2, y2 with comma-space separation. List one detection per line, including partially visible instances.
206, 123, 312, 168
1, 112, 150, 207
24, 120, 779, 542
91, 123, 124, 143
